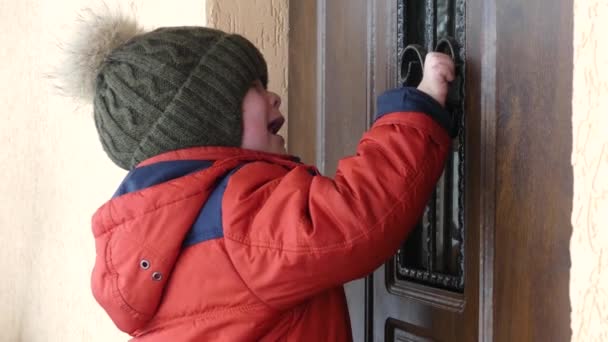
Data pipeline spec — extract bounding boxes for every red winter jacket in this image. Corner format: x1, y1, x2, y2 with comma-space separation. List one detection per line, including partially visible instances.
90, 88, 452, 341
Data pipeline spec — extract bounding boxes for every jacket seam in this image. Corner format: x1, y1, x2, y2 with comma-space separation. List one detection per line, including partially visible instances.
135, 303, 268, 336
221, 171, 280, 311
104, 238, 150, 322
325, 139, 400, 231
223, 240, 278, 311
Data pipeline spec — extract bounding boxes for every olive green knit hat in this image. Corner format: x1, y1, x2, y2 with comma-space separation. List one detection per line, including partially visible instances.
57, 11, 268, 170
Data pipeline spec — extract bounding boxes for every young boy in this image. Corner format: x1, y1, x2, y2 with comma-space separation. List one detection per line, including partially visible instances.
62, 12, 455, 342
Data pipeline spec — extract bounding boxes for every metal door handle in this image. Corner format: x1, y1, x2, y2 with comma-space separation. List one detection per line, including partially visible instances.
399, 37, 461, 137
399, 44, 427, 87
435, 37, 461, 111
400, 37, 459, 87
435, 37, 458, 61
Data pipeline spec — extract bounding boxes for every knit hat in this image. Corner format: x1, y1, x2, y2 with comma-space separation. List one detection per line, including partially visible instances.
56, 10, 268, 170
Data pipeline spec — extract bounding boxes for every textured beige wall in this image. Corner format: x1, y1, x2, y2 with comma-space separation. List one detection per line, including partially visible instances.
0, 1, 206, 341
207, 0, 289, 143
571, 0, 608, 341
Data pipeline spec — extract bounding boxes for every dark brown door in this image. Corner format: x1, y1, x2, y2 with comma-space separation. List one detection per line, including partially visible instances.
289, 0, 573, 341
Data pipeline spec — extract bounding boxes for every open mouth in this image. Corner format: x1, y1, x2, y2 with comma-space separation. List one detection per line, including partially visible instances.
267, 117, 285, 135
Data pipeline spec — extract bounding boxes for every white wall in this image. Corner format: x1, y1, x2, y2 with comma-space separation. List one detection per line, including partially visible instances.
571, 0, 608, 340
0, 1, 206, 340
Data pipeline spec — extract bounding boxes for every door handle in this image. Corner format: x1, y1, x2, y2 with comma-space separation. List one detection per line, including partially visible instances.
399, 37, 461, 136
400, 37, 459, 87
435, 37, 458, 62
399, 44, 427, 87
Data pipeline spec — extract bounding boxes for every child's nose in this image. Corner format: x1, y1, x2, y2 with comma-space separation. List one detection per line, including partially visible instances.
268, 91, 282, 109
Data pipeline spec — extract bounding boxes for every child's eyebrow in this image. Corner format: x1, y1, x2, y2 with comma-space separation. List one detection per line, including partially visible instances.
251, 80, 266, 90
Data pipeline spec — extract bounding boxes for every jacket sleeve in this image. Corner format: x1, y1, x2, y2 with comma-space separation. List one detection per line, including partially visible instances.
223, 87, 453, 310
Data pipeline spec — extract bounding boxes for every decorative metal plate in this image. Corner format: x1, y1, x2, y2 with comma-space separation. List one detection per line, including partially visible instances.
391, 0, 466, 293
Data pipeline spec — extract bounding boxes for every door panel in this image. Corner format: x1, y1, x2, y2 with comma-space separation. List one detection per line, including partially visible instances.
371, 1, 477, 341
492, 0, 573, 340
288, 0, 573, 341
395, 0, 466, 295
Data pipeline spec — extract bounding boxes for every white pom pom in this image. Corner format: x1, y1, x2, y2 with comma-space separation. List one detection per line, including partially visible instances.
53, 5, 144, 102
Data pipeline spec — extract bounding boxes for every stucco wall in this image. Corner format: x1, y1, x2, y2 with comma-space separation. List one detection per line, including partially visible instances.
0, 1, 206, 340
206, 0, 289, 143
571, 0, 608, 340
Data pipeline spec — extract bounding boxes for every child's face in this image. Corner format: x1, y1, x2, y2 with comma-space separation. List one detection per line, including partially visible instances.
241, 80, 286, 154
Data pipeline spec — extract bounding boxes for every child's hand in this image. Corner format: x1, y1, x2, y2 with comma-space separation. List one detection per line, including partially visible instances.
416, 52, 455, 108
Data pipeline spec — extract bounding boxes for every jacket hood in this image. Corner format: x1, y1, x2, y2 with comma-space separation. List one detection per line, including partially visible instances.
89, 147, 303, 334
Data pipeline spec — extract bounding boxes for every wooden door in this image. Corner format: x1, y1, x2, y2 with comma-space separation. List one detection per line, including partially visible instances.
288, 0, 573, 341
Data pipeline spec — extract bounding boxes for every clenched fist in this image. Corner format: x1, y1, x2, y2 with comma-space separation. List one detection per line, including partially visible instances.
416, 52, 455, 107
